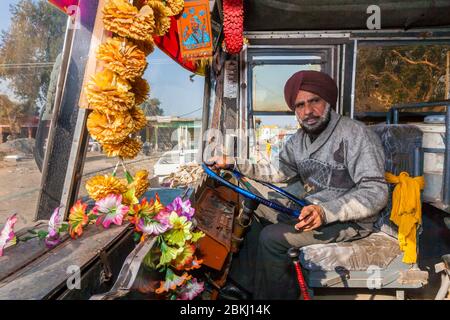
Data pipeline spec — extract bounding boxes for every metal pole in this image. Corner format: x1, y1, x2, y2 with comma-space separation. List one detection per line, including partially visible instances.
443, 104, 450, 206
350, 40, 358, 119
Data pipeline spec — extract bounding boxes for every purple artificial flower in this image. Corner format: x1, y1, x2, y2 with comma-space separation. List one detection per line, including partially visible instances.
93, 194, 129, 229
45, 207, 63, 248
165, 197, 195, 220
137, 217, 170, 236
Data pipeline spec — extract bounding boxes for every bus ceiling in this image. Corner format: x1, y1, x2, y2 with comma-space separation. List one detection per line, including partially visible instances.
222, 0, 450, 32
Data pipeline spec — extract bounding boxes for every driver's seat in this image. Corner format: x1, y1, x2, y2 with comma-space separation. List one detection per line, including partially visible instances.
298, 124, 429, 299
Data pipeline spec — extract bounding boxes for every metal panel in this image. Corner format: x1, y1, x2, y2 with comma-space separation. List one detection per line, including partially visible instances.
36, 0, 100, 220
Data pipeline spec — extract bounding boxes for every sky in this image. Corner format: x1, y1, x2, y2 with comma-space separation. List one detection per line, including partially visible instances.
0, 0, 206, 119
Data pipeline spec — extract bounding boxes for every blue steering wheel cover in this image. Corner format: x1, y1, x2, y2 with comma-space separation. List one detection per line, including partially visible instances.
202, 163, 301, 217
233, 170, 308, 208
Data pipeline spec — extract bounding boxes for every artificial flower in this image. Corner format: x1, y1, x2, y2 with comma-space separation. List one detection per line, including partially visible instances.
164, 212, 192, 246
130, 78, 150, 106
146, 0, 171, 36
103, 0, 155, 41
158, 244, 184, 267
87, 110, 134, 144
93, 194, 129, 229
155, 269, 191, 294
184, 257, 203, 271
177, 278, 205, 300
121, 187, 140, 206
171, 243, 195, 270
190, 230, 205, 243
97, 37, 148, 80
101, 137, 143, 159
165, 196, 195, 220
85, 69, 135, 114
131, 198, 155, 219
130, 106, 148, 132
132, 170, 150, 199
154, 193, 165, 213
137, 216, 170, 236
45, 207, 64, 248
0, 214, 17, 256
85, 174, 128, 201
68, 201, 89, 239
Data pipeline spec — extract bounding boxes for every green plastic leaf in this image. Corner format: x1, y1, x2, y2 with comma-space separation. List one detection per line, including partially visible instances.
27, 229, 37, 235
122, 188, 139, 206
59, 223, 69, 233
37, 230, 49, 239
143, 249, 159, 270
125, 171, 134, 184
157, 245, 183, 268
164, 229, 187, 247
132, 232, 141, 243
191, 231, 206, 243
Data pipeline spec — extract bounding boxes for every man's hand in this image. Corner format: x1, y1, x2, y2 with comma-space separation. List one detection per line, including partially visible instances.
295, 205, 325, 232
206, 155, 234, 170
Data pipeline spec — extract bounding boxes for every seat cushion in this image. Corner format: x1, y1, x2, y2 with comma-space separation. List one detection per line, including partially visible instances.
299, 232, 401, 271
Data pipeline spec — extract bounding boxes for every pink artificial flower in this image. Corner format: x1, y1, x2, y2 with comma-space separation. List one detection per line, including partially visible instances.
177, 278, 205, 300
93, 194, 129, 229
165, 197, 195, 220
0, 214, 18, 256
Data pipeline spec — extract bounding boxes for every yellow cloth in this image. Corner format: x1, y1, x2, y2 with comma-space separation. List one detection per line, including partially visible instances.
385, 172, 425, 264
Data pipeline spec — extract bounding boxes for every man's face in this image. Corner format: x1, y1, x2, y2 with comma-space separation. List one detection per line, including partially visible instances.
294, 90, 331, 134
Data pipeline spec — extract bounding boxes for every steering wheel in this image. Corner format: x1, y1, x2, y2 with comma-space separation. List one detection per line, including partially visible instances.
201, 163, 309, 218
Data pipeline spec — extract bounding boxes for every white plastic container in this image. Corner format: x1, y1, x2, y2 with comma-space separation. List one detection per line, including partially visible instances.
412, 122, 445, 202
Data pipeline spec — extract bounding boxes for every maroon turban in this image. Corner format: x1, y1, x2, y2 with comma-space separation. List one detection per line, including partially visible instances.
284, 70, 338, 111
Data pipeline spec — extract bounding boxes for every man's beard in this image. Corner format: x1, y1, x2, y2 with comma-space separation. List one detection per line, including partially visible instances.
297, 104, 331, 135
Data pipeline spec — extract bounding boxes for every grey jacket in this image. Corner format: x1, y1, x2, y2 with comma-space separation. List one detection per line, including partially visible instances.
235, 110, 388, 230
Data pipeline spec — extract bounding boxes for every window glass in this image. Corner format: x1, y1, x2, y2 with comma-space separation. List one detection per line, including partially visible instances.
250, 115, 299, 165
0, 0, 66, 230
78, 47, 205, 199
355, 44, 450, 118
252, 64, 321, 113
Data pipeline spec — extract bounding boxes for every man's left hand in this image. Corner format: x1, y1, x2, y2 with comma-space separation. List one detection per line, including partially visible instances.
295, 205, 325, 232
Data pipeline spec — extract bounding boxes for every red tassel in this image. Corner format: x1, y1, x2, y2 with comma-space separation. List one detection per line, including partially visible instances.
294, 260, 312, 300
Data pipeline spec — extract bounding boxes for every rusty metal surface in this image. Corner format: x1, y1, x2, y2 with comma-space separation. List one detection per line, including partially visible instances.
89, 238, 157, 300
195, 187, 236, 271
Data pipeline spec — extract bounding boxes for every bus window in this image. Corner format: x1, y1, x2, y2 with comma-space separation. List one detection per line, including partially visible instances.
0, 0, 66, 230
250, 115, 298, 165
355, 44, 450, 121
78, 47, 205, 199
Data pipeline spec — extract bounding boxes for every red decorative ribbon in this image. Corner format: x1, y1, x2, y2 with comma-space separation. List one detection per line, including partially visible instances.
223, 0, 243, 54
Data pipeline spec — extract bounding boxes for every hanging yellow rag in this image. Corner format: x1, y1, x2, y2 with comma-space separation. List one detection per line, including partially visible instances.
385, 172, 425, 264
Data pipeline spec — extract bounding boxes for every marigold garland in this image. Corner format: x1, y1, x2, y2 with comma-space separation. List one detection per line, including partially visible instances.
130, 78, 150, 106
164, 0, 184, 17
146, 0, 171, 36
102, 137, 143, 159
86, 175, 128, 201
134, 38, 155, 56
87, 110, 134, 144
130, 106, 148, 132
133, 170, 151, 199
85, 69, 135, 114
103, 0, 156, 42
97, 37, 148, 80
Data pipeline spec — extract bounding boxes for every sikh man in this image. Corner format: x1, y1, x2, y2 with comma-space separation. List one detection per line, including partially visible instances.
208, 70, 389, 300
